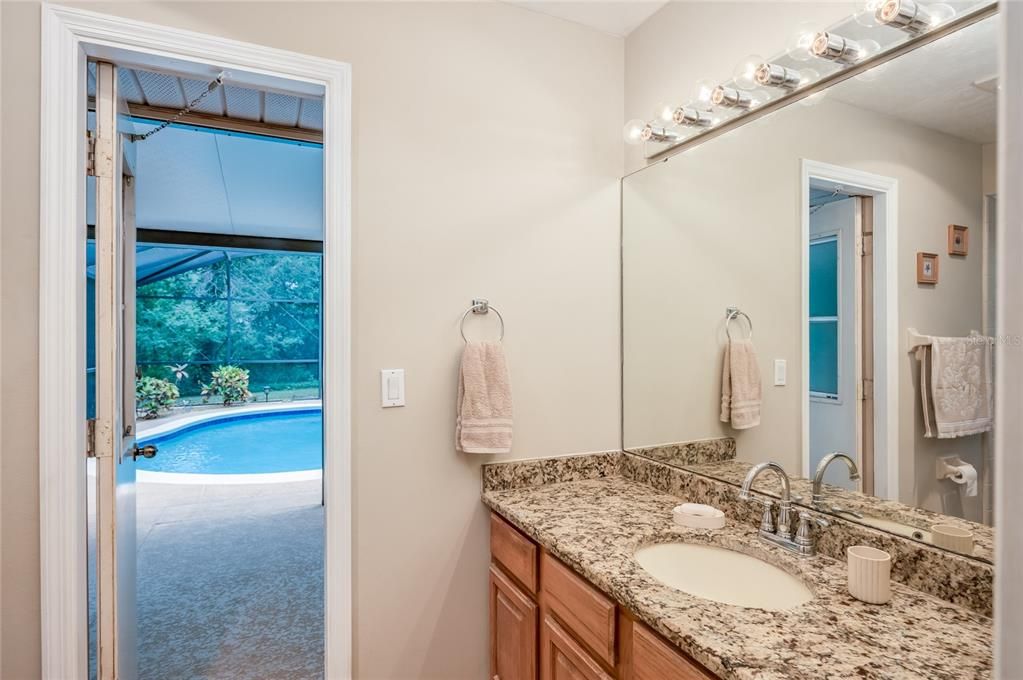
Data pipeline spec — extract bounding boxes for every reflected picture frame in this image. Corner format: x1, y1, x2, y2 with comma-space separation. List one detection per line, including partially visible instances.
917, 252, 940, 284
948, 224, 969, 256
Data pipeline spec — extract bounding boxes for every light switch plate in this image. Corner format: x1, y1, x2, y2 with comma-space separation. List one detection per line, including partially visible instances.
381, 369, 405, 407
774, 359, 787, 386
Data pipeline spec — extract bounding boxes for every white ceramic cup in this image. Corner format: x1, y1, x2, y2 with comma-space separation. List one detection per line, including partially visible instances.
931, 524, 974, 554
847, 545, 892, 605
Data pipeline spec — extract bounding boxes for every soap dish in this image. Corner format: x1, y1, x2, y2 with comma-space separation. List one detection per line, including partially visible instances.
672, 503, 725, 530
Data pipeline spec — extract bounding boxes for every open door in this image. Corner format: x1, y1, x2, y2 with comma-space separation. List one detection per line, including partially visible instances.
92, 60, 145, 680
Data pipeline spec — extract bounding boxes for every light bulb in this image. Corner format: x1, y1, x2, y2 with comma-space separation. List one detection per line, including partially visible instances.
786, 22, 818, 62
855, 0, 886, 27
694, 79, 718, 106
672, 105, 713, 127
653, 102, 675, 125
810, 32, 879, 64
711, 85, 753, 110
875, 0, 952, 33
754, 62, 803, 90
733, 54, 764, 89
623, 119, 649, 145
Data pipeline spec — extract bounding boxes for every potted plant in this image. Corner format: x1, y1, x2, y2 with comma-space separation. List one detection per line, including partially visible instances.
201, 365, 252, 406
136, 376, 180, 419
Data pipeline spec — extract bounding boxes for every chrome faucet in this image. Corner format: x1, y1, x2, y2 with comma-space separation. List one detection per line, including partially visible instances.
739, 461, 829, 556
812, 452, 862, 518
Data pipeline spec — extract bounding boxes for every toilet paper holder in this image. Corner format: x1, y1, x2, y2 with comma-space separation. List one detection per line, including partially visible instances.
936, 456, 968, 481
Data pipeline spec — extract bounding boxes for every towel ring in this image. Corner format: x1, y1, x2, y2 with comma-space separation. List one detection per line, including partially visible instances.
460, 298, 505, 343
725, 307, 753, 341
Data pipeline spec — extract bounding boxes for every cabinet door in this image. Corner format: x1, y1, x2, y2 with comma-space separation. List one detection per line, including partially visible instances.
631, 621, 715, 680
540, 614, 614, 680
491, 565, 538, 680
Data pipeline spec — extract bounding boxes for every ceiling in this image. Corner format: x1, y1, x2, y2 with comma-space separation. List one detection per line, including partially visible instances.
829, 16, 997, 145
501, 0, 667, 36
88, 62, 323, 132
88, 119, 324, 240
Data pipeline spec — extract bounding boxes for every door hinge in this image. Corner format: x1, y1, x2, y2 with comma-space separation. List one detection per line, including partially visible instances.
87, 131, 114, 178
86, 132, 96, 177
860, 233, 874, 257
86, 419, 97, 458
860, 378, 874, 401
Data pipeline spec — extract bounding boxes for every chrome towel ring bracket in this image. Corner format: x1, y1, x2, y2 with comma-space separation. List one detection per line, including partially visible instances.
460, 298, 505, 343
725, 306, 753, 341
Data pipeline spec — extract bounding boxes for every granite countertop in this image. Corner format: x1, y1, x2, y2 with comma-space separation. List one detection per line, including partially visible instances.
684, 459, 994, 563
483, 476, 992, 680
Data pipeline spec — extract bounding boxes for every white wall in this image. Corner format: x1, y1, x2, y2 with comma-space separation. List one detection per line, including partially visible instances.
0, 2, 624, 677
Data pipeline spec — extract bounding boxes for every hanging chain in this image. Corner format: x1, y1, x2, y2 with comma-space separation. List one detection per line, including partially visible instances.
127, 72, 227, 142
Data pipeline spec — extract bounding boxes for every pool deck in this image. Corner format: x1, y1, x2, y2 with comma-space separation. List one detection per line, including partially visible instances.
136, 402, 324, 679
136, 477, 324, 679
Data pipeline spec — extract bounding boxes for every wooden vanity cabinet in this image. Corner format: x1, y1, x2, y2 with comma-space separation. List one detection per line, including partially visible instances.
491, 564, 538, 680
489, 512, 716, 680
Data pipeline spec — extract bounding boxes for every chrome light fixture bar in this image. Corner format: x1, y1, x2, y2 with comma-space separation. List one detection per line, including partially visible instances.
625, 0, 994, 162
811, 32, 864, 63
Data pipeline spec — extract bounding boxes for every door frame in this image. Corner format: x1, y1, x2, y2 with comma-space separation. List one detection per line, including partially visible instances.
39, 5, 353, 678
800, 160, 899, 501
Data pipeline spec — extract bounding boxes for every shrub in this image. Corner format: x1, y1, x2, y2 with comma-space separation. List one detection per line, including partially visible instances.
136, 376, 180, 419
202, 365, 252, 406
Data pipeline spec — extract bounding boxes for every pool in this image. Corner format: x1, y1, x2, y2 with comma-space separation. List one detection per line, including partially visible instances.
138, 408, 322, 475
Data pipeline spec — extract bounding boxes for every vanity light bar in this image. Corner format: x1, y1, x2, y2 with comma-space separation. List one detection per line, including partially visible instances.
754, 63, 803, 89
811, 32, 864, 63
876, 0, 935, 33
711, 85, 754, 109
672, 106, 713, 127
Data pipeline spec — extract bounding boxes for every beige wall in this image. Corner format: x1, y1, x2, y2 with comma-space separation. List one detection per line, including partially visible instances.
0, 2, 623, 678
622, 96, 985, 508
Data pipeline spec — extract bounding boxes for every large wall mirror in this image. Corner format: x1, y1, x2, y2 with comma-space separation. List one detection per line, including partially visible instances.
622, 11, 997, 562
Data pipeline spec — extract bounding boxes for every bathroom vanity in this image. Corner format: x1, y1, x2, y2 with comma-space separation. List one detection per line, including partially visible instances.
489, 512, 714, 680
482, 453, 992, 680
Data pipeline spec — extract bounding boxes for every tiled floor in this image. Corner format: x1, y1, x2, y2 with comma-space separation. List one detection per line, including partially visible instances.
136, 479, 324, 680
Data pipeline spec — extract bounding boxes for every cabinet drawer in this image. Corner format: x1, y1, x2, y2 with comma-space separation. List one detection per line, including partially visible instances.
632, 621, 715, 680
491, 513, 539, 594
541, 553, 616, 667
541, 614, 614, 680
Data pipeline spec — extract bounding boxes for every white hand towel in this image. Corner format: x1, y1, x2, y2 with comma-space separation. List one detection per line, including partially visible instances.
720, 338, 762, 430
929, 335, 993, 438
456, 341, 513, 454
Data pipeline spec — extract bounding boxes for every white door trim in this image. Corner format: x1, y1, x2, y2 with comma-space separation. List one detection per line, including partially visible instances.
800, 159, 899, 501
39, 5, 353, 678
995, 1, 1023, 675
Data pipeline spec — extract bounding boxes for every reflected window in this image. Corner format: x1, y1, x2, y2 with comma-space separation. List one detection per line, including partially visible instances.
809, 236, 839, 399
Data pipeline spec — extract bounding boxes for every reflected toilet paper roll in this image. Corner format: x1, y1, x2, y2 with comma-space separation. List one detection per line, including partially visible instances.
949, 463, 978, 497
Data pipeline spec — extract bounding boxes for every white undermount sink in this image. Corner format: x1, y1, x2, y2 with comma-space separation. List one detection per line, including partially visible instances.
634, 543, 814, 611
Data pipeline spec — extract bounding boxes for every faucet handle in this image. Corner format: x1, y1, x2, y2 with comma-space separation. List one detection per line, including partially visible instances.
750, 497, 775, 533
795, 511, 829, 548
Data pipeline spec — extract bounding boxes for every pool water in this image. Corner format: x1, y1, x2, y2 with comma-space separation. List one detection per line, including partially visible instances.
138, 410, 322, 474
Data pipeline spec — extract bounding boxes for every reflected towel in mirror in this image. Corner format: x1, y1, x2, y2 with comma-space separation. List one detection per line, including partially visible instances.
720, 338, 762, 430
915, 334, 993, 438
